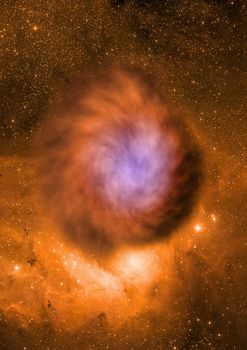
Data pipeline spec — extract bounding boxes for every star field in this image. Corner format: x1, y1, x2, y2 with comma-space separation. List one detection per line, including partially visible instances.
0, 1, 246, 349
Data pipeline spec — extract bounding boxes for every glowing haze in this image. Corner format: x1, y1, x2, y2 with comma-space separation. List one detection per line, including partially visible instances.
38, 68, 202, 254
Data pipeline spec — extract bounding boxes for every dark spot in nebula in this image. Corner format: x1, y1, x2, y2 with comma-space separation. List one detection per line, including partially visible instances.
97, 312, 107, 327
110, 0, 126, 6
27, 256, 37, 266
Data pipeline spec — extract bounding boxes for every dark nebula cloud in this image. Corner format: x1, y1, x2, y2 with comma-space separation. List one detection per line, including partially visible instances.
38, 67, 202, 254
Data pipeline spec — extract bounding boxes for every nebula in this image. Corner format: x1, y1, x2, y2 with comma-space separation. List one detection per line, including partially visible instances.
38, 68, 202, 254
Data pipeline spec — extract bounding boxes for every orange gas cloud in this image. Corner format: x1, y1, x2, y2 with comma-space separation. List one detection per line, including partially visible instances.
38, 68, 202, 255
